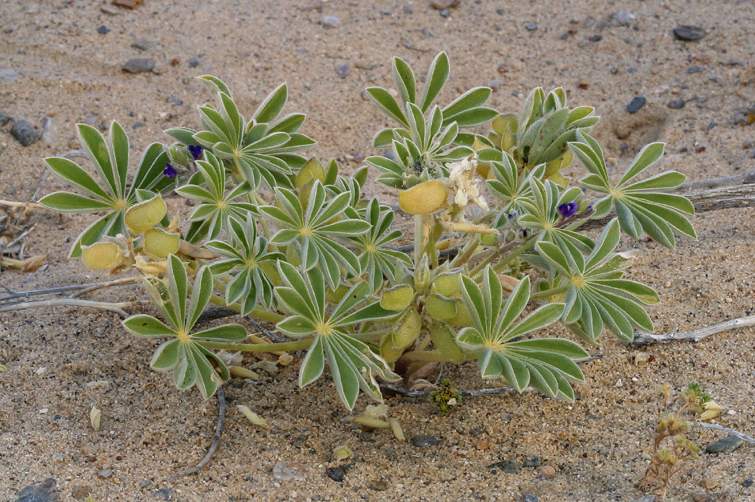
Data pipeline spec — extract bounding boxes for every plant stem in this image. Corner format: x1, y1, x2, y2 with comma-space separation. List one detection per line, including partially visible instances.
490, 237, 538, 274
207, 295, 285, 323
199, 338, 311, 352
398, 350, 449, 363
413, 214, 423, 266
450, 234, 480, 269
529, 283, 569, 300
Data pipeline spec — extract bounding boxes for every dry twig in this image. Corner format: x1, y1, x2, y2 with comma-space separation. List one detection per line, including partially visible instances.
631, 316, 755, 345
175, 386, 227, 478
0, 298, 132, 317
694, 422, 755, 445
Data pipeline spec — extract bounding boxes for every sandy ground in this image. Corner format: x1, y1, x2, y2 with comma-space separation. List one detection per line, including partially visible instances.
1, 0, 754, 501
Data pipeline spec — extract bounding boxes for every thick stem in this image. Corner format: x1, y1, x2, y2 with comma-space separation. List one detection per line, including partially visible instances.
530, 283, 569, 301
198, 338, 311, 352
207, 295, 285, 324
413, 214, 423, 266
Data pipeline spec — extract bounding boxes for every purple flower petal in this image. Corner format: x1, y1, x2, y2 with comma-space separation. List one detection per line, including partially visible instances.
558, 202, 578, 218
583, 205, 594, 216
163, 163, 177, 179
188, 145, 203, 160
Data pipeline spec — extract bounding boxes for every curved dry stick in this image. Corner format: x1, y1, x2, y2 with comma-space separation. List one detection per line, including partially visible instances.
175, 386, 227, 478
694, 422, 755, 445
631, 315, 755, 346
0, 298, 132, 317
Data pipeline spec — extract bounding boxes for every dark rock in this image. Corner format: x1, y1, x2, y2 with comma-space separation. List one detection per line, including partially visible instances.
122, 58, 155, 73
487, 459, 519, 474
154, 488, 171, 500
668, 99, 685, 109
293, 434, 306, 448
96, 25, 110, 35
325, 463, 352, 482
469, 427, 483, 437
336, 63, 351, 77
687, 65, 701, 74
411, 435, 440, 447
673, 25, 706, 41
525, 23, 538, 31
743, 478, 753, 488
629, 496, 657, 502
379, 9, 391, 15
187, 57, 201, 68
70, 485, 91, 500
610, 67, 619, 74
589, 34, 603, 42
703, 120, 717, 132
11, 120, 38, 146
560, 32, 570, 40
0, 111, 11, 126
404, 6, 413, 14
705, 435, 742, 454
523, 456, 541, 468
15, 478, 58, 502
320, 15, 340, 28
131, 40, 156, 51
439, 8, 450, 18
496, 8, 505, 15
626, 96, 647, 114
0, 70, 21, 82
628, 67, 637, 73
522, 495, 539, 502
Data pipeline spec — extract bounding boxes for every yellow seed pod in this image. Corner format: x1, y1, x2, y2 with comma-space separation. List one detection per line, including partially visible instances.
296, 157, 326, 189
431, 272, 461, 297
143, 228, 180, 258
430, 322, 465, 364
391, 307, 421, 350
81, 242, 122, 270
425, 293, 457, 320
124, 195, 167, 235
448, 297, 475, 327
379, 333, 405, 363
380, 284, 415, 311
398, 180, 447, 215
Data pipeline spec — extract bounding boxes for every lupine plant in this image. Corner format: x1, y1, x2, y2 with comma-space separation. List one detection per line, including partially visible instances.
40, 52, 696, 410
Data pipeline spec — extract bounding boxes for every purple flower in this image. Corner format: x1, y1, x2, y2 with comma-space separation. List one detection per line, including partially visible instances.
583, 205, 594, 216
163, 163, 177, 179
558, 202, 578, 218
188, 145, 203, 160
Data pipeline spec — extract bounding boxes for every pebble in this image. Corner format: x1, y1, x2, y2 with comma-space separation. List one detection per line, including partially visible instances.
668, 99, 685, 109
540, 465, 556, 479
522, 495, 539, 502
589, 34, 603, 42
70, 485, 91, 500
703, 120, 717, 132
97, 469, 113, 479
687, 65, 701, 74
743, 478, 753, 488
336, 63, 351, 77
487, 79, 500, 92
705, 435, 742, 454
139, 480, 152, 488
41, 116, 55, 143
131, 40, 156, 51
525, 23, 538, 31
51, 453, 64, 462
351, 151, 365, 163
404, 5, 413, 14
691, 492, 730, 502
523, 456, 541, 468
439, 8, 450, 18
411, 435, 440, 447
100, 5, 119, 15
626, 96, 647, 114
612, 10, 635, 26
488, 459, 519, 474
325, 463, 352, 482
187, 57, 201, 68
673, 25, 706, 41
0, 69, 21, 82
154, 488, 171, 500
431, 0, 459, 9
14, 478, 58, 502
0, 111, 10, 125
629, 496, 657, 502
320, 16, 340, 28
11, 120, 39, 146
272, 461, 308, 481
122, 58, 155, 73
96, 25, 110, 35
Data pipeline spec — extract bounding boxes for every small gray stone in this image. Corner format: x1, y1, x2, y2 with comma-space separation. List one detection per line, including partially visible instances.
629, 495, 657, 502
96, 25, 110, 35
705, 435, 742, 454
523, 456, 541, 468
187, 57, 201, 68
15, 478, 58, 502
325, 463, 352, 482
626, 96, 647, 114
11, 120, 38, 146
41, 116, 55, 143
431, 0, 459, 9
122, 58, 155, 73
336, 63, 351, 77
525, 22, 538, 31
703, 120, 717, 132
687, 65, 701, 74
154, 488, 171, 501
131, 40, 156, 51
0, 111, 10, 126
0, 70, 21, 81
522, 495, 539, 502
404, 5, 413, 14
590, 34, 603, 42
139, 480, 152, 488
743, 478, 752, 488
320, 16, 340, 28
612, 10, 635, 26
100, 5, 119, 15
439, 8, 450, 18
97, 469, 113, 479
673, 25, 705, 41
668, 99, 686, 109
411, 435, 440, 447
487, 459, 519, 474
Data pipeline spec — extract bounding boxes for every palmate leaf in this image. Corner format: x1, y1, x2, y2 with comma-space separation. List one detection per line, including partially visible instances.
571, 136, 696, 248
260, 181, 370, 287
41, 123, 170, 257
122, 255, 247, 398
273, 263, 399, 410
455, 266, 584, 400
536, 219, 661, 344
